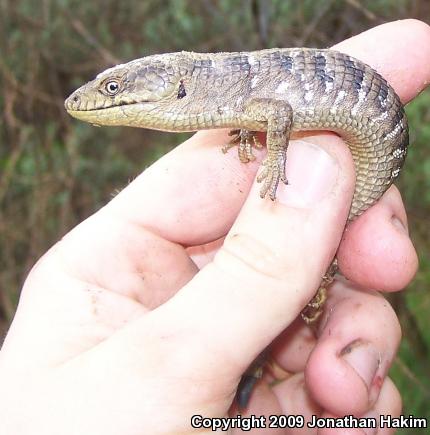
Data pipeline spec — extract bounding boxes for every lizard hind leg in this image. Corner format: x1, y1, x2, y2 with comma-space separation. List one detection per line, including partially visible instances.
223, 129, 263, 163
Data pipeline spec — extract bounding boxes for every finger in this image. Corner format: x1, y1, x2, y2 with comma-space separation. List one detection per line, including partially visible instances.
319, 378, 402, 435
230, 383, 285, 435
49, 214, 198, 306
231, 373, 322, 434
272, 373, 323, 434
333, 19, 430, 104
269, 266, 404, 375
230, 375, 317, 435
337, 185, 418, 292
186, 237, 225, 269
305, 280, 401, 416
370, 378, 402, 435
185, 146, 420, 285
270, 318, 317, 374
2, 222, 199, 368
112, 158, 416, 311
105, 19, 430, 246
106, 128, 259, 245
271, 374, 322, 435
263, 374, 401, 435
113, 135, 355, 391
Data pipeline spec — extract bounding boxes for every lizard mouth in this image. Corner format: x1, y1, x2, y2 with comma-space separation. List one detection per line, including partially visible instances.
65, 106, 124, 124
65, 102, 155, 126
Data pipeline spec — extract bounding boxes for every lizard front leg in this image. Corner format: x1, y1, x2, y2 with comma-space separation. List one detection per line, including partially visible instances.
224, 98, 293, 200
250, 99, 293, 200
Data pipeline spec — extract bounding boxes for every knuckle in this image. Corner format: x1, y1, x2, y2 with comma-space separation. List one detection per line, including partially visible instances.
216, 232, 295, 284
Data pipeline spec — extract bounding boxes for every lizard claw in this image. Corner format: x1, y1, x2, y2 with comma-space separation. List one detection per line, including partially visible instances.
301, 259, 338, 324
301, 287, 327, 324
228, 128, 241, 137
257, 151, 288, 200
224, 129, 262, 163
251, 134, 264, 150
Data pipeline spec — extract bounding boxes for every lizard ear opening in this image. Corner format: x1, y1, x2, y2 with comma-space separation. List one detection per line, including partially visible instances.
177, 80, 186, 99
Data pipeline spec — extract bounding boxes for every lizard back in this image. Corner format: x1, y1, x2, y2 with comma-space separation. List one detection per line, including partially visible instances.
184, 48, 409, 218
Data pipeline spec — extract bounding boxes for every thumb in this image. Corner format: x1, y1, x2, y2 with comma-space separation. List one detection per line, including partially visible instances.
112, 134, 355, 396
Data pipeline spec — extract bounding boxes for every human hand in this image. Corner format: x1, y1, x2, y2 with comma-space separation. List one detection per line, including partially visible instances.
0, 19, 427, 435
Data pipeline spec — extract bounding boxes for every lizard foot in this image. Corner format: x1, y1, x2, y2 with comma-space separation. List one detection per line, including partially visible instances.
301, 286, 327, 324
301, 259, 338, 324
257, 151, 288, 200
223, 129, 262, 163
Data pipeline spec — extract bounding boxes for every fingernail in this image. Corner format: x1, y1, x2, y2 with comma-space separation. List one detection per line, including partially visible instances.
276, 141, 339, 207
340, 340, 381, 393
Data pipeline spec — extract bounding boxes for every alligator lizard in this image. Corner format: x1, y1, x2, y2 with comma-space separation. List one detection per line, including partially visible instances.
65, 48, 408, 218
65, 48, 409, 405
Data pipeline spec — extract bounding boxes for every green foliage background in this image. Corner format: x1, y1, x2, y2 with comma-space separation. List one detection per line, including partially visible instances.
1, 0, 429, 431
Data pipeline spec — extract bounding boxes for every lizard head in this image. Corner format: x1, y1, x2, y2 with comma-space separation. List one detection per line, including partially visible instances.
65, 52, 193, 129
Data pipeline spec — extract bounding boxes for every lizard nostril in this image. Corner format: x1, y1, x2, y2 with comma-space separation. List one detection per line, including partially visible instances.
65, 93, 81, 111
71, 94, 81, 107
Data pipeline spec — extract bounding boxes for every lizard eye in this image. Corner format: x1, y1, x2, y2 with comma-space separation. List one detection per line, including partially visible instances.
105, 80, 120, 95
